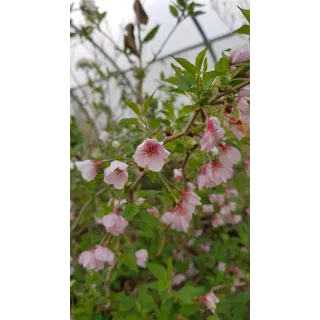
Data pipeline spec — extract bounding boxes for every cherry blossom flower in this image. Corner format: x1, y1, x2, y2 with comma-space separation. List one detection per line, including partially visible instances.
172, 274, 186, 286
202, 204, 214, 213
208, 160, 234, 186
104, 160, 128, 189
75, 160, 104, 181
102, 208, 128, 236
148, 207, 159, 216
108, 198, 127, 208
174, 168, 183, 182
200, 117, 225, 151
161, 211, 175, 225
133, 138, 170, 172
78, 250, 104, 271
222, 213, 242, 225
112, 140, 120, 148
170, 203, 193, 232
186, 262, 199, 278
237, 97, 250, 127
194, 229, 203, 237
226, 186, 239, 198
179, 191, 201, 212
244, 156, 250, 176
209, 194, 225, 207
199, 244, 211, 253
219, 143, 241, 168
186, 182, 196, 192
199, 291, 220, 314
197, 165, 213, 190
230, 47, 250, 64
239, 85, 250, 98
135, 249, 148, 268
217, 262, 226, 272
94, 245, 115, 266
212, 214, 225, 228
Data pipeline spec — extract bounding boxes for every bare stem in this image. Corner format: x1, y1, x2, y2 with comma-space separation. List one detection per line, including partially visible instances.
128, 170, 147, 202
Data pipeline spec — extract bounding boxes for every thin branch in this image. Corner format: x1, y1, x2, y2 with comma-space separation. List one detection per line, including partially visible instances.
128, 171, 147, 202
208, 80, 250, 104
70, 21, 135, 94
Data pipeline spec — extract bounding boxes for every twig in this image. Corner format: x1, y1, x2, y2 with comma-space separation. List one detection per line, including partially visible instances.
181, 144, 198, 190
208, 80, 250, 104
128, 170, 147, 202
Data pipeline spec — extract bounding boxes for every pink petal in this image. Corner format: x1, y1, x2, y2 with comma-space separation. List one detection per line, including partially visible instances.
148, 154, 165, 172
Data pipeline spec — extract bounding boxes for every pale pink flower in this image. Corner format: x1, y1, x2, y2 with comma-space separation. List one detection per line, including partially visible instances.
104, 160, 128, 189
223, 213, 242, 225
219, 143, 241, 168
208, 160, 234, 186
200, 117, 225, 151
161, 211, 175, 226
212, 214, 225, 228
244, 156, 250, 176
133, 138, 170, 172
174, 168, 183, 182
230, 47, 250, 64
170, 203, 193, 232
197, 165, 213, 190
102, 208, 128, 236
135, 249, 148, 268
78, 250, 104, 271
180, 191, 201, 212
94, 245, 115, 266
186, 182, 196, 192
217, 262, 226, 272
209, 194, 225, 207
228, 202, 237, 212
75, 160, 104, 181
200, 291, 220, 314
202, 204, 214, 213
237, 97, 250, 127
172, 274, 186, 286
148, 207, 159, 216
132, 167, 142, 176
239, 85, 250, 98
186, 262, 199, 278
231, 123, 245, 139
199, 244, 211, 253
226, 186, 238, 198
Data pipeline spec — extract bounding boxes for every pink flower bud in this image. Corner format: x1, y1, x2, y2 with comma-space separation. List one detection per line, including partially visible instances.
199, 291, 220, 314
135, 249, 148, 268
200, 117, 225, 151
75, 160, 103, 181
172, 274, 186, 286
230, 47, 250, 64
174, 168, 183, 182
148, 207, 159, 216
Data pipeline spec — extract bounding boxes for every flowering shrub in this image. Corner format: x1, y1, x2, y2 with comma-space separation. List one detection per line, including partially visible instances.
71, 1, 250, 319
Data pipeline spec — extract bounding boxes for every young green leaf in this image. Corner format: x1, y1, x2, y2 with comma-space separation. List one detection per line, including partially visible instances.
143, 25, 160, 43
203, 57, 208, 73
122, 253, 138, 272
123, 203, 139, 221
179, 105, 195, 117
162, 102, 175, 118
169, 5, 179, 17
234, 24, 250, 36
195, 46, 209, 72
147, 262, 167, 280
157, 279, 170, 292
118, 118, 140, 126
123, 100, 141, 116
143, 92, 155, 116
238, 6, 250, 23
172, 57, 196, 76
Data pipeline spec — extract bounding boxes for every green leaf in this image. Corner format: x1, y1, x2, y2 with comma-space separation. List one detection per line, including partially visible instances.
118, 118, 140, 126
159, 119, 171, 127
143, 25, 160, 43
136, 190, 160, 198
234, 24, 250, 36
238, 6, 250, 23
169, 5, 179, 17
195, 46, 209, 72
147, 262, 167, 280
162, 102, 175, 118
122, 252, 138, 272
149, 118, 162, 130
123, 100, 141, 116
180, 304, 197, 315
123, 203, 139, 221
174, 285, 205, 304
158, 279, 170, 292
203, 71, 218, 83
179, 105, 195, 117
167, 258, 173, 282
148, 171, 156, 183
190, 11, 205, 16
139, 210, 159, 227
164, 76, 178, 85
177, 0, 186, 8
215, 56, 229, 73
139, 292, 158, 311
172, 57, 196, 77
207, 315, 220, 320
143, 92, 155, 116
203, 57, 208, 73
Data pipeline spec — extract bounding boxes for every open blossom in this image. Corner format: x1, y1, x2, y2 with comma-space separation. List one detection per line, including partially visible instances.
209, 194, 225, 207
133, 138, 170, 172
172, 274, 186, 286
219, 143, 241, 168
104, 161, 128, 189
75, 160, 103, 181
135, 249, 148, 268
174, 168, 183, 182
220, 202, 236, 216
148, 207, 159, 216
112, 140, 120, 148
180, 191, 201, 212
161, 211, 174, 225
202, 204, 214, 213
200, 117, 225, 151
208, 160, 234, 186
102, 208, 128, 236
197, 165, 213, 189
239, 85, 250, 98
108, 198, 127, 208
164, 203, 193, 232
94, 245, 115, 266
199, 292, 220, 314
217, 262, 226, 272
186, 182, 196, 192
226, 186, 239, 198
230, 47, 250, 64
237, 97, 250, 127
78, 245, 114, 271
212, 214, 225, 228
244, 156, 250, 176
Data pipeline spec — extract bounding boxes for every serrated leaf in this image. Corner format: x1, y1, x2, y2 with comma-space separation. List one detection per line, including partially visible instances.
172, 57, 196, 76
123, 203, 139, 221
123, 100, 141, 116
238, 6, 250, 23
143, 25, 160, 43
147, 262, 167, 280
169, 5, 179, 17
195, 46, 209, 72
235, 24, 250, 36
118, 118, 140, 126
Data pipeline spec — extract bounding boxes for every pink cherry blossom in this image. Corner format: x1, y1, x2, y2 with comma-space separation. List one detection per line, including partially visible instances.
170, 203, 193, 232
222, 213, 242, 226
208, 160, 234, 186
197, 165, 213, 190
209, 194, 225, 207
199, 291, 220, 314
94, 245, 115, 266
219, 143, 241, 168
186, 182, 196, 192
133, 138, 170, 172
226, 186, 239, 198
179, 191, 201, 211
172, 274, 186, 286
219, 202, 236, 216
102, 208, 128, 236
186, 262, 199, 278
174, 168, 183, 182
217, 262, 226, 272
78, 250, 104, 271
199, 244, 211, 253
231, 123, 245, 139
148, 207, 159, 216
239, 85, 250, 98
244, 156, 250, 176
75, 160, 104, 181
135, 249, 148, 268
202, 204, 214, 213
230, 47, 250, 64
237, 97, 250, 127
212, 214, 225, 228
104, 160, 128, 189
200, 117, 225, 151
161, 211, 175, 225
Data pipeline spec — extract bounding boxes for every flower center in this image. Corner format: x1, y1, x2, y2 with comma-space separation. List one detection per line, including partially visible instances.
145, 142, 158, 155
